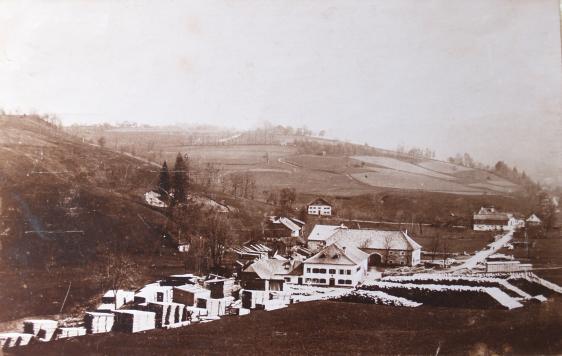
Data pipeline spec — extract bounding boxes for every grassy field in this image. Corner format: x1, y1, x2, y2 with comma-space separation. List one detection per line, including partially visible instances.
499, 233, 562, 285
12, 299, 562, 355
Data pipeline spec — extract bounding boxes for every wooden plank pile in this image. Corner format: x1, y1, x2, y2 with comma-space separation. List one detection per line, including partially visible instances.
23, 319, 58, 342
0, 333, 34, 348
113, 310, 156, 333
56, 327, 87, 339
84, 312, 115, 334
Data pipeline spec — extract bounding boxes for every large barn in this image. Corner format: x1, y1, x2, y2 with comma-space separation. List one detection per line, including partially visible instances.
306, 225, 421, 267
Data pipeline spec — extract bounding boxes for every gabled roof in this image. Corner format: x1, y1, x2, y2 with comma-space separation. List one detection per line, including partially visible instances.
526, 214, 541, 223
305, 243, 368, 265
474, 207, 511, 221
328, 229, 421, 251
243, 258, 302, 280
269, 216, 302, 232
473, 213, 510, 221
307, 224, 347, 242
478, 207, 497, 214
308, 197, 332, 207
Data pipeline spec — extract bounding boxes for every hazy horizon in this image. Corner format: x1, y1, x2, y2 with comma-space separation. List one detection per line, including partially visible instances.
1, 1, 560, 184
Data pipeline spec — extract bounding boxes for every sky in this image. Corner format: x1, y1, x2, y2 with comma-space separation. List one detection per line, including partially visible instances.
0, 0, 560, 183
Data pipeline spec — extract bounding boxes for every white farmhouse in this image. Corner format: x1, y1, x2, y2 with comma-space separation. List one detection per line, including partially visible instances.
473, 207, 518, 231
303, 243, 368, 287
307, 198, 333, 216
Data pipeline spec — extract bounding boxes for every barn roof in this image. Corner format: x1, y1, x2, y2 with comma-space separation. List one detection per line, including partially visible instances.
473, 213, 510, 221
243, 258, 302, 280
305, 243, 369, 265
308, 197, 332, 206
328, 229, 422, 251
307, 224, 347, 242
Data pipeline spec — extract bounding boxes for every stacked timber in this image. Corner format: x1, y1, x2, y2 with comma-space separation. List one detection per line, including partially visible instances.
113, 310, 156, 333
0, 333, 34, 349
84, 312, 115, 334
23, 319, 58, 341
173, 285, 210, 306
56, 327, 87, 339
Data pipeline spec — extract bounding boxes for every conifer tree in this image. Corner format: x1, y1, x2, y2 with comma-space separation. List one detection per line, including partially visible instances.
158, 161, 171, 200
172, 153, 189, 205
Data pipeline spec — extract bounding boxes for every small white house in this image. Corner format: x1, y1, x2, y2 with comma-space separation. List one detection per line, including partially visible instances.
526, 214, 542, 226
303, 243, 368, 287
473, 207, 513, 231
307, 198, 333, 216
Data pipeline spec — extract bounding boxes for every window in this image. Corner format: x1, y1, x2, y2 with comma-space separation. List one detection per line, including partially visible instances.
156, 292, 164, 302
346, 270, 351, 275
312, 268, 319, 273
284, 277, 291, 282
339, 269, 345, 274
306, 268, 311, 273
338, 279, 345, 284
400, 251, 405, 256
305, 278, 311, 283
329, 269, 336, 274
319, 279, 326, 284
388, 260, 393, 265
345, 280, 352, 285
356, 266, 360, 272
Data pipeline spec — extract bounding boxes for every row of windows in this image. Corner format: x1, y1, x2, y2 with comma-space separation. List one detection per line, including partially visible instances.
388, 251, 406, 256
387, 260, 406, 265
307, 268, 352, 275
304, 278, 353, 285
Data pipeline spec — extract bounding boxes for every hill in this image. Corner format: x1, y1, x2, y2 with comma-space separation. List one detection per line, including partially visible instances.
0, 116, 184, 322
67, 124, 523, 197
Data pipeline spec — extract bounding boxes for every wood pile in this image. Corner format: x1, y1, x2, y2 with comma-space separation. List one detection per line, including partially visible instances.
113, 310, 156, 333
23, 319, 58, 341
84, 312, 115, 334
56, 327, 87, 339
173, 285, 210, 306
0, 333, 34, 349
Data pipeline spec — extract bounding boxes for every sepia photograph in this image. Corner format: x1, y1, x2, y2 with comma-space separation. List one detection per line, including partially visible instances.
0, 0, 561, 354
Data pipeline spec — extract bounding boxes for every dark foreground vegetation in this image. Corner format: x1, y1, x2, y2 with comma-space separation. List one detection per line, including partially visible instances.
10, 299, 562, 355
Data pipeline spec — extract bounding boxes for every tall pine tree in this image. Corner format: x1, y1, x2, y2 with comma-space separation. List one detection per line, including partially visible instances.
157, 161, 171, 200
172, 153, 189, 206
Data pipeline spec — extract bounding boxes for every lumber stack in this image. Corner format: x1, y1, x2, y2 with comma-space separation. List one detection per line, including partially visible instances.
23, 319, 58, 341
113, 310, 156, 333
84, 312, 115, 334
0, 333, 34, 349
56, 327, 87, 339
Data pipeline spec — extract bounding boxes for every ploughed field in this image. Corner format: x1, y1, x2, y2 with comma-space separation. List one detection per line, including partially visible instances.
12, 299, 562, 355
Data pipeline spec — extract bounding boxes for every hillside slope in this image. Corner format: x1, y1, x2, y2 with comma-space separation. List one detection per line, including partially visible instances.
68, 125, 522, 197
0, 116, 180, 321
